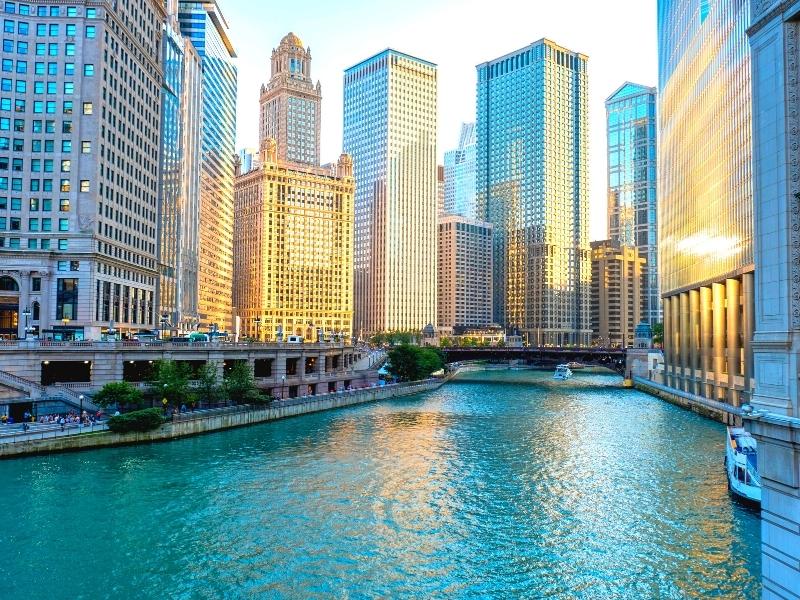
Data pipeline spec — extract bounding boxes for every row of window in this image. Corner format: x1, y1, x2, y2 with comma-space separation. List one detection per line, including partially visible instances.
4, 3, 97, 18
1, 197, 69, 210
0, 176, 90, 191
0, 216, 69, 230
0, 236, 66, 249
3, 20, 95, 38
2, 62, 91, 77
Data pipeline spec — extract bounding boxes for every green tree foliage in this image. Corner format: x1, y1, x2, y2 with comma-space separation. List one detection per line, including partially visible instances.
107, 408, 164, 433
224, 362, 265, 404
150, 360, 194, 407
439, 337, 452, 347
93, 381, 144, 410
652, 322, 664, 346
196, 363, 222, 404
387, 345, 445, 382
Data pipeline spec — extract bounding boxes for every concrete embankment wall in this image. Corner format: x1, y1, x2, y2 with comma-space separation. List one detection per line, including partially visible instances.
633, 377, 741, 423
1, 380, 444, 459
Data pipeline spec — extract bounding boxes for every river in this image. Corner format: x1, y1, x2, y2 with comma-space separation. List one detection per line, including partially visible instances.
0, 369, 761, 599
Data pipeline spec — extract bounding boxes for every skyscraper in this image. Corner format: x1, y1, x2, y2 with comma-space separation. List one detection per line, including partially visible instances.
443, 122, 477, 218
157, 1, 202, 334
605, 82, 659, 325
476, 39, 590, 346
657, 0, 753, 407
0, 0, 164, 340
343, 50, 438, 335
259, 33, 321, 167
178, 0, 237, 333
437, 216, 492, 331
234, 33, 354, 341
590, 240, 646, 348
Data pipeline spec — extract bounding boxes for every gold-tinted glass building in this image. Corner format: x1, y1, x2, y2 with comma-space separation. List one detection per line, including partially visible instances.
657, 0, 754, 408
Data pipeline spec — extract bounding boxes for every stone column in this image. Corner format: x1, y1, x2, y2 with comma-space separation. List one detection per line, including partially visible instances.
689, 289, 700, 393
680, 292, 690, 391
663, 296, 672, 383
39, 272, 52, 336
742, 272, 755, 396
17, 271, 30, 339
726, 278, 742, 409
712, 282, 726, 398
700, 286, 713, 398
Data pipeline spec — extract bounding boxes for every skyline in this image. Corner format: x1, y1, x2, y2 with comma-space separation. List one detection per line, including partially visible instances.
226, 0, 658, 242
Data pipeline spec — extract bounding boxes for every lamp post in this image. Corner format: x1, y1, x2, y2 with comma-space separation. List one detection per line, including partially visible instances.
254, 316, 261, 342
21, 306, 30, 339
79, 394, 84, 426
61, 317, 70, 341
281, 374, 286, 400
162, 383, 168, 413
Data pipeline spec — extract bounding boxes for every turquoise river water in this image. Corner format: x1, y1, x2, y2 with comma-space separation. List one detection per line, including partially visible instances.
0, 370, 761, 599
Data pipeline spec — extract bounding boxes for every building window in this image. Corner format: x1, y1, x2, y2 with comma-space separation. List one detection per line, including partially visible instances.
56, 277, 77, 319
82, 102, 92, 115
80, 140, 90, 153
58, 217, 68, 231
79, 180, 89, 192
31, 276, 40, 291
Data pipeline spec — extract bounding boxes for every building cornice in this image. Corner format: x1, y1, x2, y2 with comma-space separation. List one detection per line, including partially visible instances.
748, 0, 800, 37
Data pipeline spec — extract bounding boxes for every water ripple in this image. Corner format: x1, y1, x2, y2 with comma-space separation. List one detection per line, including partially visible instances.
0, 369, 760, 599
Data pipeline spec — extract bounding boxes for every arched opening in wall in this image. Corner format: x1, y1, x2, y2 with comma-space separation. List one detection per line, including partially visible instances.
32, 301, 40, 321
0, 276, 20, 339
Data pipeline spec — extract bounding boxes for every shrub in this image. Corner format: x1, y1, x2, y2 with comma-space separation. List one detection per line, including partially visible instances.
387, 345, 444, 382
107, 408, 165, 433
93, 381, 144, 409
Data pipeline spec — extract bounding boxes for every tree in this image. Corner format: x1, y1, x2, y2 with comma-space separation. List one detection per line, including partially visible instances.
652, 322, 664, 347
93, 381, 144, 410
439, 337, 452, 348
224, 362, 263, 404
387, 345, 445, 382
196, 362, 222, 405
150, 360, 193, 407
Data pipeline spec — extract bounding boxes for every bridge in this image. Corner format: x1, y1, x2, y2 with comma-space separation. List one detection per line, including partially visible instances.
440, 346, 628, 374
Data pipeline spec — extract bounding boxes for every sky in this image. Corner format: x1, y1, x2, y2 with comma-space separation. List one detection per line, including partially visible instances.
224, 0, 658, 242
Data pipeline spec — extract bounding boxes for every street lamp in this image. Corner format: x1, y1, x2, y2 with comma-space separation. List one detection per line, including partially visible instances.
281, 374, 286, 400
79, 394, 84, 425
162, 383, 168, 412
21, 306, 30, 339
61, 317, 70, 341
254, 316, 261, 342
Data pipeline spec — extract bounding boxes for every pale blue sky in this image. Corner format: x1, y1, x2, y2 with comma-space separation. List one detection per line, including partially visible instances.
224, 0, 657, 240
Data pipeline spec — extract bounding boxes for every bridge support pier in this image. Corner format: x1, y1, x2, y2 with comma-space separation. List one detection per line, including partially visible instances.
745, 414, 800, 599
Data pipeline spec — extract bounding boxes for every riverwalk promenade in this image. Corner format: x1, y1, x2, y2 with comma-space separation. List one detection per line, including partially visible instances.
0, 378, 445, 459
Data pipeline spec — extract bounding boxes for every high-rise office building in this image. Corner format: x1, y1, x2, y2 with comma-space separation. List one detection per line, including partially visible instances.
259, 32, 321, 167
437, 215, 492, 331
590, 240, 646, 348
443, 122, 477, 218
605, 82, 659, 325
476, 39, 590, 346
657, 0, 753, 407
0, 0, 164, 340
234, 33, 354, 341
178, 0, 237, 333
437, 164, 445, 217
233, 143, 354, 341
156, 1, 202, 334
343, 49, 438, 335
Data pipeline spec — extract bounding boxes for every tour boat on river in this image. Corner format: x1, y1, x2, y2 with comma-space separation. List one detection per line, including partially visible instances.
553, 364, 573, 380
725, 426, 761, 506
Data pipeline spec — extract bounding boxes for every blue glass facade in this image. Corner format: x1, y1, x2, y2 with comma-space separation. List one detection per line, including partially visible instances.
443, 122, 476, 218
476, 39, 590, 346
605, 82, 660, 325
178, 1, 237, 331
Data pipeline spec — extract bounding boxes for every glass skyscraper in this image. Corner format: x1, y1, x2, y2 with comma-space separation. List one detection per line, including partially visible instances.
178, 0, 237, 332
476, 39, 590, 346
605, 82, 659, 325
657, 0, 753, 408
443, 122, 476, 219
343, 50, 438, 335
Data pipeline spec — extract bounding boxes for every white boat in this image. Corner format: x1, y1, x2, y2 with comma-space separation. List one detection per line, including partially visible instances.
725, 426, 761, 505
565, 361, 585, 370
553, 364, 573, 380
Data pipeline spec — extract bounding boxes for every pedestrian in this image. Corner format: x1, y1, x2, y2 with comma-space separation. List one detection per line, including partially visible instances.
59, 416, 65, 431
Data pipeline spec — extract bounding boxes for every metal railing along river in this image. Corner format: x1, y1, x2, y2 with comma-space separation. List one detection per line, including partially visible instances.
0, 421, 108, 444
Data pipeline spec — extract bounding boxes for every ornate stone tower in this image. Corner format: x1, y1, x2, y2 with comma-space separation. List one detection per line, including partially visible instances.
259, 32, 322, 166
